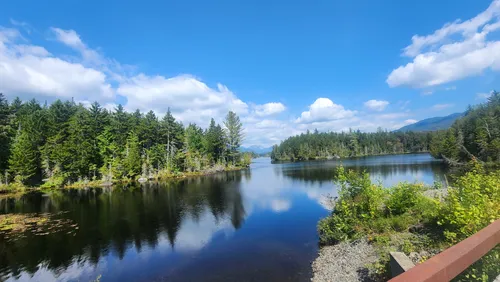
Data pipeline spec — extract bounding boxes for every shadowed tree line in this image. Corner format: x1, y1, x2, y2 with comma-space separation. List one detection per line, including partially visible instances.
0, 171, 247, 279
271, 129, 434, 161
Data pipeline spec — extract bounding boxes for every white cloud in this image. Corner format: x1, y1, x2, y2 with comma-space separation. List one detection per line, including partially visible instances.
9, 19, 32, 34
404, 119, 418, 125
254, 102, 286, 116
0, 24, 427, 148
117, 74, 248, 125
0, 27, 114, 102
254, 119, 283, 129
432, 103, 454, 110
296, 98, 356, 124
387, 0, 500, 88
364, 99, 389, 111
445, 86, 457, 91
422, 90, 434, 96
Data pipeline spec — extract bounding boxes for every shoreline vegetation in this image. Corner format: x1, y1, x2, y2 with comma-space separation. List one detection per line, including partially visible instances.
272, 151, 431, 163
271, 92, 499, 166
313, 94, 500, 281
270, 128, 435, 162
0, 93, 251, 196
0, 164, 250, 195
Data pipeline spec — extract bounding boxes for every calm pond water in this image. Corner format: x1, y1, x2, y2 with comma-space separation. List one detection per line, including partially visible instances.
0, 153, 447, 282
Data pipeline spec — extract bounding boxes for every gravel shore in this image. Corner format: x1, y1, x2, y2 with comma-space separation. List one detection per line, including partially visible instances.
311, 239, 378, 282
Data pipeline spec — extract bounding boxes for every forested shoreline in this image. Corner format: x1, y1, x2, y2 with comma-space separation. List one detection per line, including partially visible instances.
429, 91, 500, 165
271, 129, 434, 161
271, 91, 500, 166
0, 94, 250, 190
314, 93, 500, 281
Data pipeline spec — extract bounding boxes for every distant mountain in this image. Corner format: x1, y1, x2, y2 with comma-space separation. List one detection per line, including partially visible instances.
240, 145, 273, 154
397, 112, 463, 132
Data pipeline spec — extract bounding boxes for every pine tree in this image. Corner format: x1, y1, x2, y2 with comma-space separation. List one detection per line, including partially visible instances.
0, 93, 11, 172
111, 104, 130, 148
204, 119, 225, 164
9, 130, 39, 184
223, 111, 243, 165
64, 107, 94, 180
160, 109, 184, 171
123, 132, 142, 178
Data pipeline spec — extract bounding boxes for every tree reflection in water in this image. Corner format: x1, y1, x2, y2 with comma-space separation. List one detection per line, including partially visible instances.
0, 171, 247, 280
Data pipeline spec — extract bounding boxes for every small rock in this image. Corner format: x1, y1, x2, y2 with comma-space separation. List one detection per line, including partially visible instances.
408, 252, 422, 264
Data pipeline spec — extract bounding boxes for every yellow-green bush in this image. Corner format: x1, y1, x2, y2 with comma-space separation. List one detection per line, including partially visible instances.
438, 167, 500, 242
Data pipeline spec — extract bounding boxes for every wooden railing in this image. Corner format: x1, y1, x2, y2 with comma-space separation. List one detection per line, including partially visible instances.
389, 219, 500, 282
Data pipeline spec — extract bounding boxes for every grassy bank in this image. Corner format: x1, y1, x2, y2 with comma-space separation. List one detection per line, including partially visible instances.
0, 165, 249, 196
317, 164, 499, 281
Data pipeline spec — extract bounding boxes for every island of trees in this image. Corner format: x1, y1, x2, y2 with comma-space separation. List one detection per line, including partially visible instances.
271, 130, 434, 161
0, 94, 250, 189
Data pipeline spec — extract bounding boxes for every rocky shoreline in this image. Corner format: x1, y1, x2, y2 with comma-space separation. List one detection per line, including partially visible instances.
311, 239, 378, 282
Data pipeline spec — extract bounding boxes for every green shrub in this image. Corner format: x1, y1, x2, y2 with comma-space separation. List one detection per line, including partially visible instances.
386, 183, 425, 216
438, 167, 500, 242
318, 167, 388, 244
336, 167, 386, 220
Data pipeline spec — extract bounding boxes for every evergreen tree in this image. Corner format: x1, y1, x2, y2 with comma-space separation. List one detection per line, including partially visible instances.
64, 107, 94, 180
204, 118, 225, 163
123, 132, 142, 178
223, 111, 243, 165
160, 109, 184, 171
111, 104, 130, 148
0, 93, 11, 172
9, 130, 39, 184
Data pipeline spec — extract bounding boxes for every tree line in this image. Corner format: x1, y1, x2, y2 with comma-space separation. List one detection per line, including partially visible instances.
0, 94, 249, 187
271, 129, 434, 161
270, 91, 500, 165
430, 91, 500, 165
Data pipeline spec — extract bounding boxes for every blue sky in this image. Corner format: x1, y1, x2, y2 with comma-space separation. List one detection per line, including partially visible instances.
1, 0, 499, 146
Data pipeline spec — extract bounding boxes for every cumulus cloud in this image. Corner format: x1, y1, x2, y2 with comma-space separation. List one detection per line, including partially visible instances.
0, 24, 426, 148
432, 103, 454, 110
254, 102, 286, 116
0, 27, 114, 102
387, 0, 500, 88
364, 99, 389, 111
296, 98, 356, 124
117, 74, 248, 125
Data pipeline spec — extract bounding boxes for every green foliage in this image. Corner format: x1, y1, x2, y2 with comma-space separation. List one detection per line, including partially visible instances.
453, 246, 499, 282
438, 166, 500, 242
224, 111, 243, 165
318, 167, 387, 244
319, 165, 500, 282
0, 96, 249, 187
0, 93, 12, 172
123, 132, 142, 178
431, 91, 500, 164
386, 182, 425, 216
8, 130, 39, 185
271, 129, 435, 161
